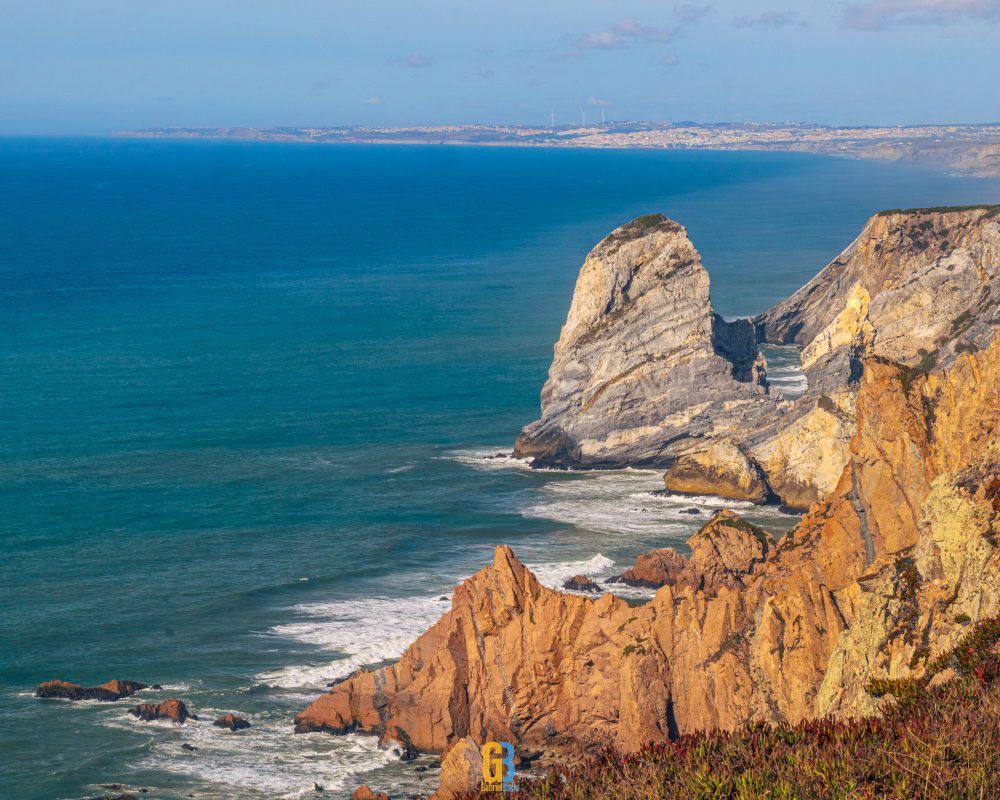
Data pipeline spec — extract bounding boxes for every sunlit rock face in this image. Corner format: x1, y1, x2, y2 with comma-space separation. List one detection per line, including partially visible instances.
512, 214, 774, 469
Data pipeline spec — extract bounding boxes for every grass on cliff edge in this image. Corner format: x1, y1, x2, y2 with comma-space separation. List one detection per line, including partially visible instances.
474, 618, 1000, 800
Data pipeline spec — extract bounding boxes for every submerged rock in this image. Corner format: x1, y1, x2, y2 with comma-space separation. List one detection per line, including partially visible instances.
36, 679, 148, 702
128, 699, 192, 724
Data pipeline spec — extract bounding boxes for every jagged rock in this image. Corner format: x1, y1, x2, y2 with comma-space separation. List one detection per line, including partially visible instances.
351, 785, 390, 800
36, 679, 148, 702
745, 205, 1000, 506
128, 699, 192, 724
662, 439, 770, 503
562, 575, 601, 592
513, 214, 774, 469
430, 737, 481, 800
297, 334, 1000, 800
212, 713, 251, 731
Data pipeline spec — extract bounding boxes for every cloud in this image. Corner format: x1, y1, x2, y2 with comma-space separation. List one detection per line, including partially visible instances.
612, 17, 672, 42
842, 0, 1000, 29
733, 10, 808, 28
386, 53, 437, 69
659, 54, 681, 66
477, 67, 495, 79
311, 79, 339, 92
554, 17, 672, 58
586, 96, 613, 106
673, 4, 712, 24
363, 95, 381, 105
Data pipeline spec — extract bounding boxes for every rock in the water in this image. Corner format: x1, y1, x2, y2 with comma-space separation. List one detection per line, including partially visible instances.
213, 713, 251, 731
562, 575, 601, 592
181, 743, 197, 751
36, 679, 148, 702
663, 439, 770, 503
128, 699, 192, 724
617, 547, 687, 588
513, 214, 773, 469
351, 785, 390, 800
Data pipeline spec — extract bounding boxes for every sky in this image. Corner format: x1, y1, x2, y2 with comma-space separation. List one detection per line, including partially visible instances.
2, 0, 999, 134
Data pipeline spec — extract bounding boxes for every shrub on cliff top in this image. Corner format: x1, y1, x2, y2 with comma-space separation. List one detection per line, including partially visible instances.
466, 618, 1000, 800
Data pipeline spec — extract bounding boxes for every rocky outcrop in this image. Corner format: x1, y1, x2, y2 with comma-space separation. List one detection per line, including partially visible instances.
431, 738, 482, 800
351, 785, 390, 800
611, 510, 774, 590
213, 713, 251, 731
513, 214, 774, 470
562, 575, 601, 592
756, 206, 1000, 374
517, 206, 999, 509
662, 439, 770, 503
611, 546, 687, 588
128, 699, 192, 724
742, 205, 1000, 506
298, 334, 999, 797
36, 679, 147, 702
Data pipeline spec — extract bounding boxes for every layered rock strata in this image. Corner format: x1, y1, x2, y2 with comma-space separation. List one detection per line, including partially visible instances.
298, 335, 999, 797
512, 214, 774, 468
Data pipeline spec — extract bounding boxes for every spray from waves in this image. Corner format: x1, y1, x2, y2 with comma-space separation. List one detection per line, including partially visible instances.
527, 553, 615, 588
520, 471, 728, 537
443, 448, 537, 472
255, 596, 451, 690
104, 708, 402, 799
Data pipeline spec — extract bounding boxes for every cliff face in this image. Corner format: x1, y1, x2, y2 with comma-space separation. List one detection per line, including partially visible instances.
297, 335, 999, 797
756, 206, 1000, 377
666, 205, 999, 507
512, 214, 773, 468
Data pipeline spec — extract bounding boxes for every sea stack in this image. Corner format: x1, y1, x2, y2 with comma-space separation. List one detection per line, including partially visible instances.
513, 214, 774, 469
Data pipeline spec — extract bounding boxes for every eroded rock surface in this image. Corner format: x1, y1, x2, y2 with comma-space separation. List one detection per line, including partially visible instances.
513, 214, 774, 469
128, 699, 192, 724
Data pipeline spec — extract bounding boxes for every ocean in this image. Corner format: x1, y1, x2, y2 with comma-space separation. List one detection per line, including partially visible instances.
2, 137, 998, 800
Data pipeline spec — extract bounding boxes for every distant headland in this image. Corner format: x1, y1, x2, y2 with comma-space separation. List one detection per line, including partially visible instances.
115, 120, 1000, 178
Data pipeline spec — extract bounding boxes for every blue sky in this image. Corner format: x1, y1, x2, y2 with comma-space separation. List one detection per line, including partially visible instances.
2, 0, 999, 134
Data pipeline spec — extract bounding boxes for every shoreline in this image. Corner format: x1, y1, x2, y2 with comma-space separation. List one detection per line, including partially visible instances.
113, 122, 1000, 179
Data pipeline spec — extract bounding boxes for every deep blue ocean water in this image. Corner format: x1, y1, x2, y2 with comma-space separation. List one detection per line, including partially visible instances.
2, 137, 999, 799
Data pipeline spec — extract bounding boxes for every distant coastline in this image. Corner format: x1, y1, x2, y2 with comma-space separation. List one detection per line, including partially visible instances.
115, 120, 1000, 178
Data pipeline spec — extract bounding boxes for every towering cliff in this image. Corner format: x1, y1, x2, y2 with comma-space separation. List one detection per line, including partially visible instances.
512, 214, 774, 469
299, 334, 999, 797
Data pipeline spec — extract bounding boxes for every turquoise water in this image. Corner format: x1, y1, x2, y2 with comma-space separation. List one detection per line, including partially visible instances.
2, 138, 998, 799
